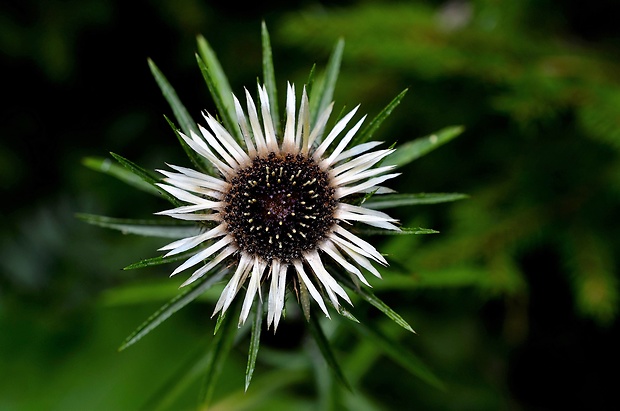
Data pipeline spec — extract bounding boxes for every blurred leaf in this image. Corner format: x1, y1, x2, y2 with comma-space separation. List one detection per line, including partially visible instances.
119, 268, 228, 351
110, 152, 183, 207
208, 369, 308, 411
306, 314, 351, 390
365, 192, 469, 209
76, 213, 200, 239
385, 125, 464, 168
101, 279, 195, 306
196, 36, 242, 142
353, 88, 408, 146
82, 156, 162, 198
245, 298, 263, 391
148, 58, 198, 138
200, 298, 241, 407
566, 227, 619, 324
261, 21, 279, 130
350, 321, 445, 390
309, 38, 344, 128
375, 265, 494, 291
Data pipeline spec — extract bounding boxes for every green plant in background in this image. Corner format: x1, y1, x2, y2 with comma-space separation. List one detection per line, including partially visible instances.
79, 23, 464, 407
277, 0, 620, 327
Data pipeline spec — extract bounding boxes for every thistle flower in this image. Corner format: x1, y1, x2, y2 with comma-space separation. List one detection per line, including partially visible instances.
156, 84, 400, 329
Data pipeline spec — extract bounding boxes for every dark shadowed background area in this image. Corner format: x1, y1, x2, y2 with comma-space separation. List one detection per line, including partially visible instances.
2, 0, 620, 410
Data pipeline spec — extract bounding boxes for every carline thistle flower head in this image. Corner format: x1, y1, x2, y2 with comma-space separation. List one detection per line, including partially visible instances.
156, 83, 400, 329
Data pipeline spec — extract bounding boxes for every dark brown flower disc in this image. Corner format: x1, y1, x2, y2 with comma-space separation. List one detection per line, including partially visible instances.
223, 152, 337, 262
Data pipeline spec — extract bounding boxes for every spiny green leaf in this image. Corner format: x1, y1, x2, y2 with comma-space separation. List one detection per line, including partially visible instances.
309, 38, 344, 128
245, 297, 264, 391
350, 321, 445, 390
82, 156, 162, 197
353, 88, 408, 146
76, 213, 200, 238
386, 125, 464, 168
196, 36, 242, 142
364, 192, 469, 209
261, 21, 279, 130
356, 226, 439, 236
306, 63, 317, 96
109, 152, 183, 207
123, 249, 197, 270
148, 58, 198, 138
119, 268, 228, 351
306, 314, 352, 390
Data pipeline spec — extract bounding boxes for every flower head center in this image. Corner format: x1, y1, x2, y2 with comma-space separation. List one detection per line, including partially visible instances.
224, 152, 336, 262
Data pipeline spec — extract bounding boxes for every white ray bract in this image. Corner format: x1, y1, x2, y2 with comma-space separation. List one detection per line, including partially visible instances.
295, 87, 310, 149
331, 225, 388, 265
304, 250, 352, 308
181, 244, 237, 287
240, 258, 267, 325
334, 141, 384, 164
313, 105, 360, 160
304, 102, 333, 154
198, 124, 240, 169
334, 173, 401, 199
281, 83, 297, 153
233, 95, 257, 157
335, 203, 400, 231
213, 253, 253, 316
258, 85, 279, 152
245, 88, 268, 156
294, 260, 329, 317
202, 114, 251, 166
322, 116, 367, 168
159, 224, 227, 255
320, 240, 370, 286
170, 235, 233, 274
330, 149, 394, 178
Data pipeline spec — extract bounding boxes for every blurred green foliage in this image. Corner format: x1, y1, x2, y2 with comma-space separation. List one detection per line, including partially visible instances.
2, 0, 620, 410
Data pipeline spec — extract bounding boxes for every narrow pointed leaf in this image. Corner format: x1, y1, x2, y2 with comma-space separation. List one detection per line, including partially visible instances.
385, 125, 464, 168
350, 321, 445, 390
365, 192, 469, 209
109, 152, 183, 207
335, 272, 415, 333
123, 249, 197, 270
356, 226, 439, 236
119, 268, 228, 351
306, 63, 317, 96
353, 88, 408, 146
76, 213, 200, 238
299, 279, 312, 322
306, 314, 351, 390
261, 21, 279, 130
331, 303, 360, 323
82, 156, 162, 197
196, 36, 242, 142
148, 58, 198, 137
245, 298, 263, 391
310, 38, 344, 127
